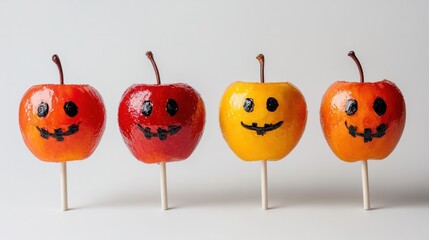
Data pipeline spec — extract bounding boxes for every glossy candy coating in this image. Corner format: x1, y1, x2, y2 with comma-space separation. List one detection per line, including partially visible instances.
219, 82, 307, 161
19, 84, 106, 162
118, 83, 205, 164
320, 80, 406, 162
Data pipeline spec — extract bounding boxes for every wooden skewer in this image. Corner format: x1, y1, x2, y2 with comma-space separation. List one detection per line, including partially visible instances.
261, 160, 268, 210
160, 162, 168, 210
361, 160, 370, 210
256, 54, 268, 210
60, 162, 68, 211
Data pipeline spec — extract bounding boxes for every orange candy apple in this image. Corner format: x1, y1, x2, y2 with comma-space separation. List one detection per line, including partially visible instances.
19, 55, 106, 162
320, 51, 406, 162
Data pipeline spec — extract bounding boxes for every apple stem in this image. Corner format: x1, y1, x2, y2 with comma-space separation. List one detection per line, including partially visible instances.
256, 54, 265, 83
348, 51, 364, 83
52, 54, 64, 85
146, 51, 161, 85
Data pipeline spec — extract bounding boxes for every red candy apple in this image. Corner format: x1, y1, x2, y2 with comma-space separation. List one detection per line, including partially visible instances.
118, 52, 205, 164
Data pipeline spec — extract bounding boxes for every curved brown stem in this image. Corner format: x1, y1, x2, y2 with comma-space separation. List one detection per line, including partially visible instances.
146, 51, 161, 85
52, 54, 64, 85
348, 51, 364, 83
256, 54, 265, 83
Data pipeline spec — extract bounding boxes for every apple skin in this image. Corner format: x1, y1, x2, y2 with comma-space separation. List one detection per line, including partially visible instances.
118, 83, 205, 164
320, 80, 406, 162
219, 82, 307, 161
19, 84, 106, 162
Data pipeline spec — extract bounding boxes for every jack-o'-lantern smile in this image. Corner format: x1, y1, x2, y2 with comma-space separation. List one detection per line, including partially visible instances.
137, 124, 181, 141
241, 121, 284, 136
36, 122, 80, 142
345, 121, 387, 143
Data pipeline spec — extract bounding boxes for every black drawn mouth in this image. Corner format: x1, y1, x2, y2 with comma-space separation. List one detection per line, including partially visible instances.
36, 122, 80, 142
137, 124, 182, 141
240, 121, 284, 136
345, 121, 387, 143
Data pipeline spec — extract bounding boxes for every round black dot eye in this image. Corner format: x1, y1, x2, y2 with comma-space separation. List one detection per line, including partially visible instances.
166, 99, 178, 116
266, 97, 279, 112
64, 101, 78, 117
345, 99, 358, 116
373, 97, 387, 116
243, 98, 254, 112
37, 102, 49, 118
142, 100, 153, 117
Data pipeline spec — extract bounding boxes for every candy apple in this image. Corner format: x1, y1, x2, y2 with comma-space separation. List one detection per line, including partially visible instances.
219, 54, 307, 161
19, 55, 106, 162
320, 51, 406, 162
118, 52, 205, 164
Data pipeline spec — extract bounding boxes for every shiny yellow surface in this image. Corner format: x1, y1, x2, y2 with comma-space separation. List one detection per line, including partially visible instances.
219, 82, 307, 161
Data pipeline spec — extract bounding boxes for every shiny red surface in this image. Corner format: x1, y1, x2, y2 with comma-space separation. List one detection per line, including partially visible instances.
19, 84, 106, 162
118, 83, 205, 163
320, 80, 406, 162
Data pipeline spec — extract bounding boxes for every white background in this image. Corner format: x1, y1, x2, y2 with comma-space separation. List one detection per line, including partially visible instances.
1, 0, 428, 239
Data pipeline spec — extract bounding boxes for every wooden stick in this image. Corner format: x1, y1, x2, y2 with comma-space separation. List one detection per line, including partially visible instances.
261, 160, 268, 210
160, 162, 168, 210
60, 162, 68, 211
361, 160, 370, 210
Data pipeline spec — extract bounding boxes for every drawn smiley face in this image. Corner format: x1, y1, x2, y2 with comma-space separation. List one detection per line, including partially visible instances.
136, 98, 182, 140
344, 97, 388, 143
219, 82, 307, 161
35, 100, 80, 141
240, 97, 284, 136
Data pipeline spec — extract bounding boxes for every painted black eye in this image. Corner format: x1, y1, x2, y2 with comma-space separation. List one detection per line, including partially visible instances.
266, 97, 279, 112
166, 99, 178, 116
345, 99, 358, 116
142, 100, 153, 116
37, 102, 49, 118
64, 101, 78, 117
243, 98, 254, 112
373, 97, 386, 116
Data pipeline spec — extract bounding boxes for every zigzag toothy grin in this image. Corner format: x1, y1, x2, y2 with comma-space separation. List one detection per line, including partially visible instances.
36, 122, 80, 142
345, 121, 387, 143
137, 124, 182, 140
240, 121, 284, 136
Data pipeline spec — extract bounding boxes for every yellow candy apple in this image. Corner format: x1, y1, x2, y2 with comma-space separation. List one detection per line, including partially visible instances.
219, 54, 307, 161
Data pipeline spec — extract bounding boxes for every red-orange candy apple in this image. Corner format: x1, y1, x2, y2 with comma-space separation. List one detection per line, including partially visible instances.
320, 51, 406, 162
19, 55, 106, 162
